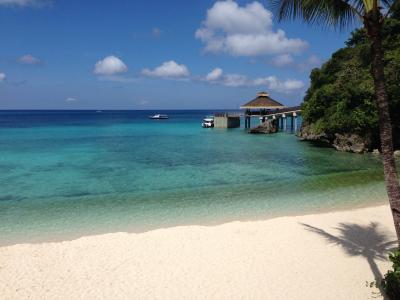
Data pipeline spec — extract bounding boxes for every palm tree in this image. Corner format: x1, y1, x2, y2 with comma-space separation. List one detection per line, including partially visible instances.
270, 0, 400, 241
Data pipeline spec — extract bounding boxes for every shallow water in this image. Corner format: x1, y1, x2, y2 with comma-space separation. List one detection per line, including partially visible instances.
0, 110, 388, 245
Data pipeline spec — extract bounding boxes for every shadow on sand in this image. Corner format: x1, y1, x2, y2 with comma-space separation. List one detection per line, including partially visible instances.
300, 222, 398, 298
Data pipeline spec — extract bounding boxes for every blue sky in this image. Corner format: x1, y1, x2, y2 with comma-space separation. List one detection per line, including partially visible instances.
0, 0, 355, 109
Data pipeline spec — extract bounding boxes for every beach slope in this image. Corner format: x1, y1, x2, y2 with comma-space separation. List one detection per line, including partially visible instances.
0, 205, 396, 300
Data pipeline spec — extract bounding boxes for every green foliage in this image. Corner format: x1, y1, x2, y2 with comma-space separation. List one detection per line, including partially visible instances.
382, 249, 400, 300
302, 11, 400, 148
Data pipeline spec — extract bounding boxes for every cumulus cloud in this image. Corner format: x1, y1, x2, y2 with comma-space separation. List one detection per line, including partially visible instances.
142, 61, 189, 78
195, 1, 308, 56
253, 76, 305, 92
0, 0, 49, 7
271, 54, 294, 67
270, 54, 322, 71
65, 97, 77, 102
18, 54, 41, 65
206, 68, 223, 81
222, 74, 249, 87
297, 55, 322, 71
93, 55, 128, 76
0, 73, 5, 82
203, 67, 304, 93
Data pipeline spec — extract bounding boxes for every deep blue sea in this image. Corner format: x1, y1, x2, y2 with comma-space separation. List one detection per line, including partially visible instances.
0, 110, 388, 245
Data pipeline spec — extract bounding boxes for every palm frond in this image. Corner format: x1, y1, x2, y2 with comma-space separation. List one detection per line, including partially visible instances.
383, 0, 399, 17
270, 0, 304, 21
270, 0, 365, 30
380, 0, 396, 9
353, 0, 370, 13
353, 0, 396, 16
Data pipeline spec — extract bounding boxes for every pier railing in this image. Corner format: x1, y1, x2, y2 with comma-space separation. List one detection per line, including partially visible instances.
243, 106, 302, 131
244, 106, 302, 117
264, 106, 301, 116
214, 112, 241, 118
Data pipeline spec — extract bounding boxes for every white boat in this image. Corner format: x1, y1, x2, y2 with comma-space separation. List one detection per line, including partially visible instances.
149, 114, 169, 119
202, 116, 214, 128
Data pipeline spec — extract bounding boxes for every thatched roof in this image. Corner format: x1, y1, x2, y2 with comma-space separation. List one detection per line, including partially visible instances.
240, 92, 285, 109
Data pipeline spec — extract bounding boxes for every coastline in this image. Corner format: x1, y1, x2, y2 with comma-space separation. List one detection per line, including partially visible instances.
0, 194, 388, 247
0, 204, 396, 300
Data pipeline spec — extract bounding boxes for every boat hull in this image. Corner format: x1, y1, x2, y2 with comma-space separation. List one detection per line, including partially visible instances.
202, 122, 214, 128
149, 114, 169, 119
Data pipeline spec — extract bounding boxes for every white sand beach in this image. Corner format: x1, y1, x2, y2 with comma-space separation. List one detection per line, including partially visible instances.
0, 205, 397, 300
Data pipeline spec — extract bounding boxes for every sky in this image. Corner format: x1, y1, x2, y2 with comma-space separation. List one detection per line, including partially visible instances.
0, 0, 357, 109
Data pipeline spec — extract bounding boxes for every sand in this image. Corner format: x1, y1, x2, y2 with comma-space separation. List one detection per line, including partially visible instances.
0, 205, 397, 300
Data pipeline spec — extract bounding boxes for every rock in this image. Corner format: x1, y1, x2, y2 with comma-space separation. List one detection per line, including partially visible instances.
332, 133, 371, 154
297, 124, 373, 154
372, 149, 380, 155
395, 150, 400, 157
248, 120, 277, 134
297, 124, 332, 146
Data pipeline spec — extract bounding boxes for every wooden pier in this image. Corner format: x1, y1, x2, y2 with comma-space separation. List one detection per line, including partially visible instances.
241, 92, 302, 133
213, 92, 302, 132
261, 106, 301, 132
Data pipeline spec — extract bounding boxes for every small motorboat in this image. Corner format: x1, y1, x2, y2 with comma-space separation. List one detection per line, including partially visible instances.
149, 114, 169, 119
202, 116, 214, 128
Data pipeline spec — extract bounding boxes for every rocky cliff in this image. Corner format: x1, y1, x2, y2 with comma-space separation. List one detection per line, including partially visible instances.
298, 124, 374, 154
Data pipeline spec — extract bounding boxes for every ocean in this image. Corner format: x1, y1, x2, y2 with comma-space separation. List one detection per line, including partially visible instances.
0, 110, 388, 245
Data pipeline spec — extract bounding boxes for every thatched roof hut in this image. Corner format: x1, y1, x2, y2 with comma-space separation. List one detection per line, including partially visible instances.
240, 92, 285, 110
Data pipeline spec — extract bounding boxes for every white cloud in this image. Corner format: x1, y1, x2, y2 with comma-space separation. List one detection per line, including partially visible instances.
202, 68, 304, 93
271, 54, 294, 67
206, 68, 223, 81
297, 55, 322, 71
18, 54, 40, 65
221, 74, 249, 87
270, 54, 322, 71
195, 1, 308, 56
93, 55, 128, 75
0, 0, 49, 6
253, 76, 305, 93
66, 97, 77, 102
0, 73, 5, 82
142, 61, 189, 78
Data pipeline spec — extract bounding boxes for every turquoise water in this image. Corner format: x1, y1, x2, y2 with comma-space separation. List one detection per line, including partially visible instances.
0, 110, 389, 245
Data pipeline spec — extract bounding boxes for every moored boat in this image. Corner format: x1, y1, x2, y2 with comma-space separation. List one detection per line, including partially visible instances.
202, 116, 214, 128
149, 114, 169, 119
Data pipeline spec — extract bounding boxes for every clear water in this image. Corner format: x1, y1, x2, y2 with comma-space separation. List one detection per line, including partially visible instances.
0, 110, 389, 245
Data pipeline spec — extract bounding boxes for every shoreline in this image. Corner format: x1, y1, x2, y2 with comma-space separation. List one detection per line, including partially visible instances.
0, 204, 396, 299
0, 197, 388, 247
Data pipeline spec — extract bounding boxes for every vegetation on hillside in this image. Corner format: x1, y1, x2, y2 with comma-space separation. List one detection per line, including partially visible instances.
301, 8, 400, 149
382, 249, 400, 300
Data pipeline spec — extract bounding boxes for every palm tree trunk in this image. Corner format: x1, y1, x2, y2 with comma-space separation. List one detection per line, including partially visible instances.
365, 12, 400, 242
